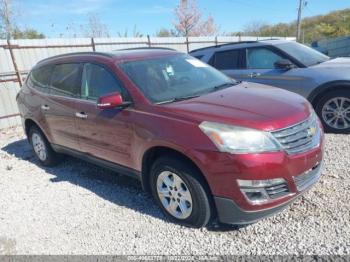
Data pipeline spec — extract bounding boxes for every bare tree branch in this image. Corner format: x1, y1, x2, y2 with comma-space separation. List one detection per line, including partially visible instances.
82, 13, 110, 38
0, 0, 14, 39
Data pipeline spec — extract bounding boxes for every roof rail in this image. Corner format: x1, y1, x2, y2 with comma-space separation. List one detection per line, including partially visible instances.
189, 41, 258, 53
189, 38, 289, 53
115, 47, 176, 51
37, 51, 114, 64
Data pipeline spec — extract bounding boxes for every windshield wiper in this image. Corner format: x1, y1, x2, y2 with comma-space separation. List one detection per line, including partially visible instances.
156, 94, 200, 105
212, 81, 240, 91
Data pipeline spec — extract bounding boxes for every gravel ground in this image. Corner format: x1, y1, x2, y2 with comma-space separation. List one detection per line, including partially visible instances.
0, 126, 349, 255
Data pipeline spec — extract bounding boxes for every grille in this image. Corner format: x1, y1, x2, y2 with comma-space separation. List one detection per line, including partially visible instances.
293, 163, 322, 191
272, 113, 320, 155
265, 182, 290, 199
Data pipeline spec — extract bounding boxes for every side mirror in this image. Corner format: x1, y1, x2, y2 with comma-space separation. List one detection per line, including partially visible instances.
97, 92, 130, 109
274, 59, 294, 70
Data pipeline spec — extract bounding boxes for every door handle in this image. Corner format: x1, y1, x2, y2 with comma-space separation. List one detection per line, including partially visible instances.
248, 72, 261, 78
75, 112, 88, 119
41, 105, 50, 111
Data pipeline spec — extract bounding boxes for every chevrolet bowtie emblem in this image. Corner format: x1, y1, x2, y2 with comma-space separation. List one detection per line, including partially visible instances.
308, 126, 317, 136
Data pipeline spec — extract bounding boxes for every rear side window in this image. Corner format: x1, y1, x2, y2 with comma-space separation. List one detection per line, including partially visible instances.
27, 65, 53, 93
211, 49, 242, 70
81, 63, 128, 100
50, 63, 81, 97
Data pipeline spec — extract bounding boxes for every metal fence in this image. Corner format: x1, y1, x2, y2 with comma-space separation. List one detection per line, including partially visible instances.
0, 35, 295, 129
315, 35, 350, 58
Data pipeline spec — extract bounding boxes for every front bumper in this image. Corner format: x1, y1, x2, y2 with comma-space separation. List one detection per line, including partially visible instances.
190, 126, 325, 224
214, 161, 323, 224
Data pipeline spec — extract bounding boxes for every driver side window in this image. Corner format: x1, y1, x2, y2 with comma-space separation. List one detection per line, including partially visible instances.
81, 63, 128, 101
246, 48, 284, 69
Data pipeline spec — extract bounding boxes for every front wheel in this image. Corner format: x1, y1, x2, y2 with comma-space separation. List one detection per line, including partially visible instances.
315, 90, 350, 134
150, 156, 212, 228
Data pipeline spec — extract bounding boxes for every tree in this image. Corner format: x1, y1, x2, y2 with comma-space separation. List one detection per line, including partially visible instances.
0, 0, 14, 39
83, 13, 110, 38
243, 20, 269, 37
1, 0, 45, 39
155, 28, 174, 37
172, 0, 218, 36
197, 15, 218, 36
117, 25, 143, 37
12, 28, 45, 39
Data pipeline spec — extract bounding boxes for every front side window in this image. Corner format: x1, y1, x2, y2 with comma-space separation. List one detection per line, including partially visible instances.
27, 65, 53, 93
212, 49, 241, 70
247, 48, 284, 69
50, 63, 81, 97
119, 54, 236, 104
81, 63, 127, 100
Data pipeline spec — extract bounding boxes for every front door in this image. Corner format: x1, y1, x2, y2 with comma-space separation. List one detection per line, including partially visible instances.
75, 63, 134, 167
238, 47, 302, 92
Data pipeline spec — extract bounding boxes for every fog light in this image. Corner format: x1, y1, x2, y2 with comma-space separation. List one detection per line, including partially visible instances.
237, 178, 286, 204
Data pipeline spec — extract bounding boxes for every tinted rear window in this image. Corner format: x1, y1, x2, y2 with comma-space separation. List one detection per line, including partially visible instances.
27, 65, 53, 93
50, 64, 81, 97
211, 50, 241, 70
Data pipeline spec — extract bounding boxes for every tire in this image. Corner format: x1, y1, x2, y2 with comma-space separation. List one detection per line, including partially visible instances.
150, 156, 212, 228
315, 89, 350, 134
28, 125, 62, 166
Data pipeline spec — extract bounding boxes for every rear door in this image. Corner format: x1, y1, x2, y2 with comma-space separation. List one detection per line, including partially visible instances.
45, 63, 82, 149
208, 48, 246, 81
75, 62, 134, 167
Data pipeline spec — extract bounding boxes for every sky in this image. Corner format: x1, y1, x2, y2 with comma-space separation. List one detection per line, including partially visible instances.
14, 0, 350, 38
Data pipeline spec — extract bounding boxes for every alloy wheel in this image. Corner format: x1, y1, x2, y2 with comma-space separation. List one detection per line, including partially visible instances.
322, 97, 350, 130
156, 171, 193, 219
32, 133, 47, 161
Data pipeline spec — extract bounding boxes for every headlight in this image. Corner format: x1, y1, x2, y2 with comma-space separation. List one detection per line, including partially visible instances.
199, 121, 280, 154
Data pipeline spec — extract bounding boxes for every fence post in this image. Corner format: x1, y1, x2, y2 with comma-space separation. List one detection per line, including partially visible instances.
186, 36, 189, 53
147, 35, 151, 47
7, 39, 22, 87
91, 38, 96, 51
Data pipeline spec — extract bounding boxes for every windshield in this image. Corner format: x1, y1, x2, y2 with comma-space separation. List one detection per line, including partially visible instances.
118, 54, 236, 104
276, 42, 329, 66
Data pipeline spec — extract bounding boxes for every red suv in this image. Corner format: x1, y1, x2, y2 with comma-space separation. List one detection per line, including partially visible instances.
16, 48, 324, 228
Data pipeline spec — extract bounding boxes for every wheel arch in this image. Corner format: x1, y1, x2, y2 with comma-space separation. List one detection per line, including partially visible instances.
308, 80, 350, 107
24, 118, 50, 142
140, 146, 214, 197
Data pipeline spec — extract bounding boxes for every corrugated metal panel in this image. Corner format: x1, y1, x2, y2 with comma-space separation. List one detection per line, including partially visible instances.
0, 82, 21, 129
0, 36, 295, 130
317, 36, 350, 58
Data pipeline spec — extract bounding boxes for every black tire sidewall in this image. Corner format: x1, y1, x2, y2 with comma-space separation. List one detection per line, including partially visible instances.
315, 90, 350, 134
150, 157, 211, 228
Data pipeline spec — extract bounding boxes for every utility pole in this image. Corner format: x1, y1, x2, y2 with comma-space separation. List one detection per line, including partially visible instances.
296, 0, 306, 42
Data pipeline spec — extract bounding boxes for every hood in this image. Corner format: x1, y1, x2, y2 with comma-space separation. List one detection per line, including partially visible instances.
312, 57, 350, 69
159, 82, 312, 131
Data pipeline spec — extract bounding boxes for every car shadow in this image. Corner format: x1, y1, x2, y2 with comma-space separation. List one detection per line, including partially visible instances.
2, 138, 241, 231
2, 138, 167, 222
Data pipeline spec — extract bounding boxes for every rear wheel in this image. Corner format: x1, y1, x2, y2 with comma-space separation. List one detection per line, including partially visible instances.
150, 156, 212, 228
29, 126, 62, 166
315, 90, 350, 134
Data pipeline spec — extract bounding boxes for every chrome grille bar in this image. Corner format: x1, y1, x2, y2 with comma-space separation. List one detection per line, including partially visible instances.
271, 113, 321, 155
